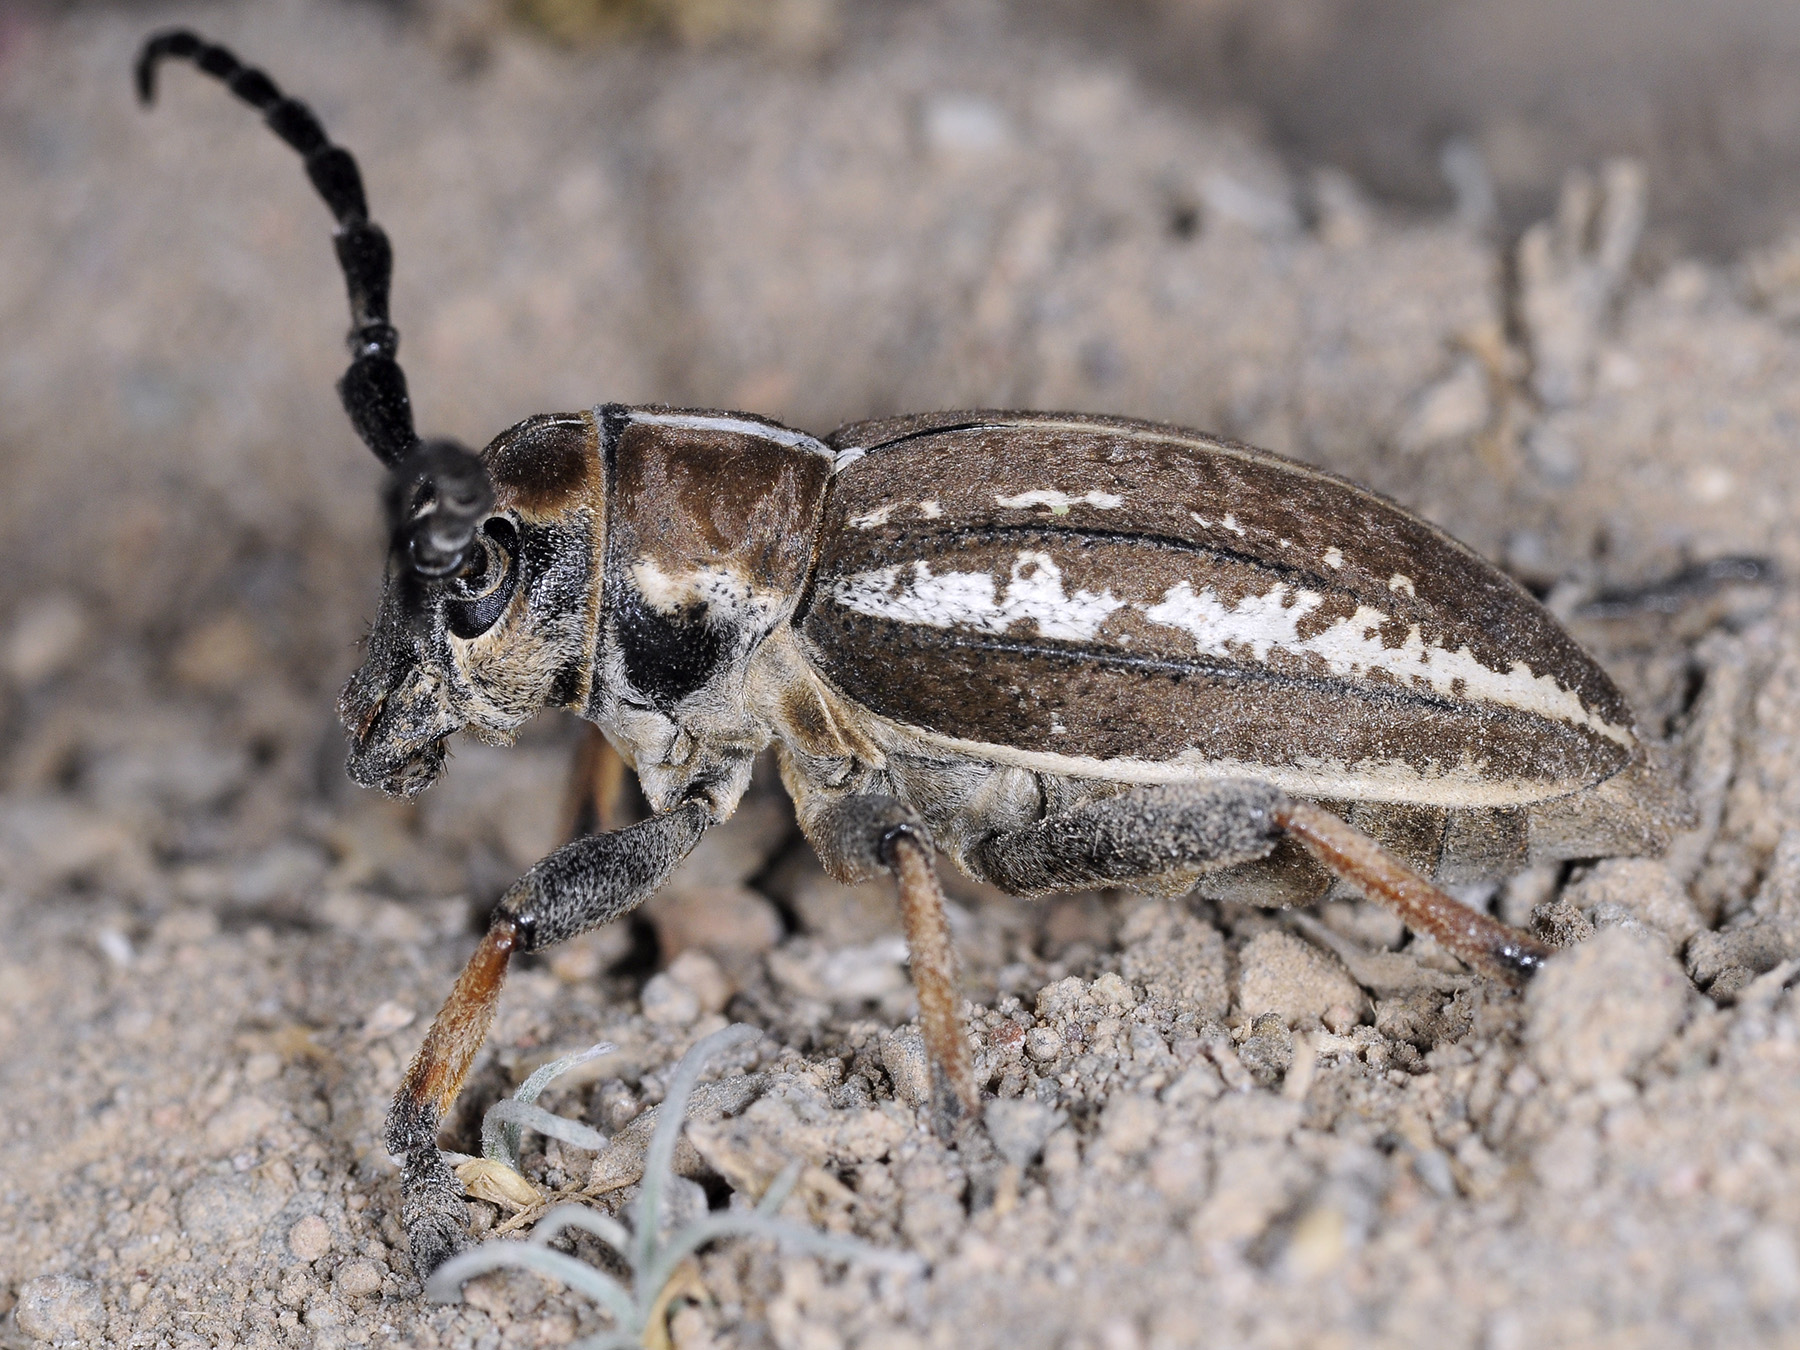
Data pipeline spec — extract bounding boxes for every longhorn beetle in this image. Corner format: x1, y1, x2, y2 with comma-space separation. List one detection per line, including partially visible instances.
137, 30, 1687, 1277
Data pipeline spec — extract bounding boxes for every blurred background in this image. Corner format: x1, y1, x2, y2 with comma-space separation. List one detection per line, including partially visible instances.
4, 2, 1800, 1344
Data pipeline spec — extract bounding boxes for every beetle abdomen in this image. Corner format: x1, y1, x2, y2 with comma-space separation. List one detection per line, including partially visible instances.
800, 412, 1638, 808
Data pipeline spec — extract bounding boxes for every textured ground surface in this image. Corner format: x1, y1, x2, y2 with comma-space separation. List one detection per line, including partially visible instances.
5, 1, 1800, 1346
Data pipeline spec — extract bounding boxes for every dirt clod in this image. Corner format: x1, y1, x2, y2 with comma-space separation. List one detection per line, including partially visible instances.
14, 1275, 105, 1344
1525, 927, 1690, 1087
1235, 930, 1368, 1027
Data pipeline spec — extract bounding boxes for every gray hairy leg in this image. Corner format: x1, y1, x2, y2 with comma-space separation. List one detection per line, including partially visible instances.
969, 781, 1550, 983
386, 800, 710, 1276
969, 780, 1287, 895
804, 795, 977, 1140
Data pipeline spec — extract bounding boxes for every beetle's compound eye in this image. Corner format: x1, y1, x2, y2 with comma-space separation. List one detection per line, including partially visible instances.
444, 518, 519, 639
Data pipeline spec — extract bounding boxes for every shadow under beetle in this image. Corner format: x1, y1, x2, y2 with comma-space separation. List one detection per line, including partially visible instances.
137, 30, 1688, 1278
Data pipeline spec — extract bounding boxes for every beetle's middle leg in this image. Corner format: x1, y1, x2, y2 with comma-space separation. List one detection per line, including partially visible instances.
387, 799, 711, 1276
803, 795, 978, 1140
967, 780, 1550, 982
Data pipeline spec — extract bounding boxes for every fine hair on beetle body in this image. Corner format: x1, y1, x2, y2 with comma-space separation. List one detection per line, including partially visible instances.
136, 29, 1692, 1280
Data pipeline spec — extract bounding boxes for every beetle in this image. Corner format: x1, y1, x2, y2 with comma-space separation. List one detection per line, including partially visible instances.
137, 30, 1686, 1277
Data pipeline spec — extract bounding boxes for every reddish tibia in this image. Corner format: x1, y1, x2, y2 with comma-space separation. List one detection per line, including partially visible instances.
891, 836, 979, 1135
1275, 800, 1551, 982
396, 922, 517, 1126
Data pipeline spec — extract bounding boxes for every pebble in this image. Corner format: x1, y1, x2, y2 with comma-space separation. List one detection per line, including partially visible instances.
1119, 901, 1230, 1019
177, 1172, 287, 1245
1526, 927, 1689, 1087
4, 593, 88, 686
15, 1275, 105, 1343
881, 1026, 933, 1109
642, 971, 702, 1026
1236, 931, 1368, 1027
287, 1215, 332, 1263
334, 1259, 384, 1298
645, 884, 784, 964
984, 1098, 1063, 1167
666, 949, 734, 1014
1024, 1026, 1064, 1063
1564, 858, 1702, 948
1099, 1093, 1161, 1158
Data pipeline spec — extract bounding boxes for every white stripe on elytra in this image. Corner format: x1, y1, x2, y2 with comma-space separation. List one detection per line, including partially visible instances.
621, 410, 834, 461
831, 553, 1125, 643
830, 554, 1632, 745
1141, 581, 1632, 746
995, 488, 1124, 511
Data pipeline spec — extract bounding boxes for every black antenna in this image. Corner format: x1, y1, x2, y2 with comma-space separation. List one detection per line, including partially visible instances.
137, 30, 492, 576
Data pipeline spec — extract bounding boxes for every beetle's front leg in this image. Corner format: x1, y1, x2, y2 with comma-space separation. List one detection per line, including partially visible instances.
386, 799, 711, 1276
803, 796, 978, 1140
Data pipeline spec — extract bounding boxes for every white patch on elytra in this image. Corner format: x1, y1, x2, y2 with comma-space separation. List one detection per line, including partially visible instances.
850, 500, 946, 529
1142, 583, 1324, 662
830, 551, 1124, 642
995, 488, 1124, 513
1389, 573, 1416, 597
849, 505, 897, 530
1323, 547, 1344, 569
1139, 580, 1632, 746
1192, 511, 1250, 538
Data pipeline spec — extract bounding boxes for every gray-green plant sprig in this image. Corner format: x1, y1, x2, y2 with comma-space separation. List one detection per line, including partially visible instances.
427, 1023, 924, 1349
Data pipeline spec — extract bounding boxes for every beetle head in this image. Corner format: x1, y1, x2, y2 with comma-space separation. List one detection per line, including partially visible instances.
340, 415, 601, 796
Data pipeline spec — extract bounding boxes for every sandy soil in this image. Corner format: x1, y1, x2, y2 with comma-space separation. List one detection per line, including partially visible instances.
4, 1, 1800, 1346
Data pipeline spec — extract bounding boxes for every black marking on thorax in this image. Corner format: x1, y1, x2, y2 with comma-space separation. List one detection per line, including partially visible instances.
613, 591, 727, 709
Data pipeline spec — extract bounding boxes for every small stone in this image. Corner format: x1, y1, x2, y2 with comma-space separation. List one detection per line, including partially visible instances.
1119, 901, 1229, 1019
547, 926, 634, 983
1321, 1003, 1360, 1034
178, 1171, 287, 1245
288, 1215, 332, 1262
1089, 972, 1135, 1008
1532, 894, 1595, 947
766, 848, 902, 946
1706, 965, 1757, 1005
4, 593, 88, 686
1035, 977, 1087, 1020
645, 885, 783, 966
642, 972, 702, 1026
984, 1098, 1062, 1167
335, 1259, 384, 1298
881, 1026, 933, 1109
15, 1275, 105, 1343
1236, 1012, 1294, 1087
1235, 931, 1367, 1027
204, 1095, 280, 1151
666, 949, 733, 1014
1098, 1093, 1161, 1157
1564, 859, 1702, 948
1526, 928, 1689, 1087
1687, 926, 1788, 988
1024, 1026, 1063, 1062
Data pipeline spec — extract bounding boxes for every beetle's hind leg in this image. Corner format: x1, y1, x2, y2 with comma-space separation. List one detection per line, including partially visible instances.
967, 780, 1550, 984
1272, 799, 1550, 981
804, 797, 978, 1140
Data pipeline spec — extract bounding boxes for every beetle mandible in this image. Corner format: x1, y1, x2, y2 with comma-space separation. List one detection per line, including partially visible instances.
137, 30, 1686, 1276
